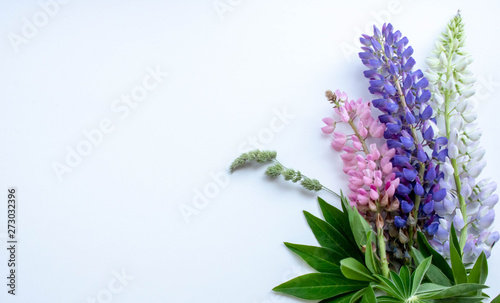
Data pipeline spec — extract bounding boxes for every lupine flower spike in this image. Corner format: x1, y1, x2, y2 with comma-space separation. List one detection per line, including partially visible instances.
359, 23, 449, 251
426, 12, 499, 262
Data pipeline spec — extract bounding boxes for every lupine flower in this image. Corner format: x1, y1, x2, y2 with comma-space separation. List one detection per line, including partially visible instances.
426, 13, 498, 262
358, 23, 449, 240
321, 90, 399, 213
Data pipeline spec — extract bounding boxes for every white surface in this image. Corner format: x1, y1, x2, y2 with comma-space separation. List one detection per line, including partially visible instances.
1, 1, 500, 302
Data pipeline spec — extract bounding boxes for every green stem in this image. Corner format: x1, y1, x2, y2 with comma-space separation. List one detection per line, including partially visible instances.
377, 227, 390, 278
444, 87, 468, 251
274, 160, 339, 197
347, 120, 370, 155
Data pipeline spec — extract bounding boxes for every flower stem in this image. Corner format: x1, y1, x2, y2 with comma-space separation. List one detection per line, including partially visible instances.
377, 226, 390, 278
442, 39, 468, 250
274, 160, 339, 197
347, 120, 370, 154
444, 87, 468, 251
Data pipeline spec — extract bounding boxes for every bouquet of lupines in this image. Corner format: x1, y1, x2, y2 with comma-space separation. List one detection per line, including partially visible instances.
230, 13, 499, 303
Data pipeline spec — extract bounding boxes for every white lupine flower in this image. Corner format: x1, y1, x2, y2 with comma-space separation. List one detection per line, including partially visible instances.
453, 209, 466, 230
466, 201, 481, 215
449, 119, 464, 131
455, 60, 468, 72
462, 89, 475, 98
469, 160, 486, 178
439, 52, 448, 67
470, 147, 486, 161
448, 143, 459, 158
457, 139, 468, 154
425, 13, 498, 262
455, 99, 468, 112
461, 76, 476, 84
461, 182, 472, 198
478, 181, 497, 200
467, 128, 482, 141
486, 231, 500, 246
462, 112, 477, 123
482, 194, 498, 208
425, 57, 440, 68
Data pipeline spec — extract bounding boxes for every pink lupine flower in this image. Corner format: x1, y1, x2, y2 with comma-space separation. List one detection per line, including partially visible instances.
322, 89, 399, 213
331, 132, 347, 151
321, 117, 335, 134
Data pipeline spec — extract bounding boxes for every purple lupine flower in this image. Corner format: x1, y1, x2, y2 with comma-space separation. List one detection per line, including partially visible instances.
358, 23, 448, 239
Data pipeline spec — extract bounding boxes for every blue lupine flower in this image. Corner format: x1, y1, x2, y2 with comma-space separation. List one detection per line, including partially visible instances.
359, 23, 448, 240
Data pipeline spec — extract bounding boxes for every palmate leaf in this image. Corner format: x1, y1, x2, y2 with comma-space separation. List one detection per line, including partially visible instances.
272, 273, 367, 300
399, 266, 411, 297
275, 197, 370, 301
284, 243, 343, 274
411, 257, 433, 295
389, 271, 406, 298
411, 248, 451, 286
374, 275, 405, 300
304, 211, 363, 262
417, 231, 454, 282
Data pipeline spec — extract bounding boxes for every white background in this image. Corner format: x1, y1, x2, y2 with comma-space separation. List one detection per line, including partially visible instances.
1, 0, 500, 302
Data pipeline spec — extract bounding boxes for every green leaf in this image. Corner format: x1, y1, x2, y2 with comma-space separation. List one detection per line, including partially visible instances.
491, 293, 500, 303
417, 232, 454, 282
450, 223, 462, 256
339, 193, 374, 250
411, 257, 432, 295
421, 284, 489, 299
449, 225, 467, 285
346, 204, 374, 251
319, 292, 355, 303
434, 296, 489, 303
375, 275, 405, 300
349, 288, 367, 303
304, 211, 362, 261
416, 283, 447, 294
365, 231, 379, 275
273, 273, 367, 300
436, 297, 489, 303
284, 243, 343, 274
399, 266, 411, 296
411, 248, 452, 286
320, 288, 366, 303
376, 296, 403, 303
468, 252, 487, 285
389, 271, 406, 298
340, 258, 376, 282
318, 197, 352, 239
360, 285, 376, 303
